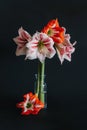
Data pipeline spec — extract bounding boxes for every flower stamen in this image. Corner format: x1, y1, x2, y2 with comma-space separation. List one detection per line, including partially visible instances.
26, 102, 33, 108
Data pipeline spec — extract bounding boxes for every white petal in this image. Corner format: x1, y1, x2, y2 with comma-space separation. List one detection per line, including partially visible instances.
56, 48, 64, 64
26, 48, 38, 60
26, 94, 30, 102
73, 41, 77, 46
33, 32, 40, 41
35, 105, 43, 108
26, 40, 38, 48
37, 52, 45, 63
24, 107, 28, 112
18, 27, 31, 40
47, 48, 56, 58
16, 46, 26, 56
31, 98, 36, 103
64, 54, 71, 61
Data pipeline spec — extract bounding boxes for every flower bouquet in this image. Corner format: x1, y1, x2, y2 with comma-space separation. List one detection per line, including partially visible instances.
13, 19, 76, 115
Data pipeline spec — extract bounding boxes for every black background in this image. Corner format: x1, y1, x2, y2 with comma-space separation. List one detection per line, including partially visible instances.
0, 0, 87, 130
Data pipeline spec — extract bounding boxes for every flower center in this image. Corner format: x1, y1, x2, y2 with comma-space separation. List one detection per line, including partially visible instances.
47, 29, 53, 36
38, 40, 44, 49
26, 102, 32, 108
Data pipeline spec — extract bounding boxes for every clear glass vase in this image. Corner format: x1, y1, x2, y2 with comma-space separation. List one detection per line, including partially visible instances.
34, 74, 47, 109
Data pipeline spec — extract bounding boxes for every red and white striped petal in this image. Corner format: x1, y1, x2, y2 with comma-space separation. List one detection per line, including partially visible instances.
18, 27, 31, 41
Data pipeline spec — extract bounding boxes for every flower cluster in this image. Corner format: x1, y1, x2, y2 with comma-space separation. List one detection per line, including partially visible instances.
13, 19, 76, 115
13, 19, 76, 64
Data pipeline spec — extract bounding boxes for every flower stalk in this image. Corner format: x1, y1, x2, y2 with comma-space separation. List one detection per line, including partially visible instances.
39, 61, 45, 104
36, 61, 45, 105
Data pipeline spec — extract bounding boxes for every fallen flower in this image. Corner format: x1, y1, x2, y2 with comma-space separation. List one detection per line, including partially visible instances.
16, 92, 44, 115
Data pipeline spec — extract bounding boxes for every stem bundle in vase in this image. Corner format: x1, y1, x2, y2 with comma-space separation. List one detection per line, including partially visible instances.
38, 61, 45, 105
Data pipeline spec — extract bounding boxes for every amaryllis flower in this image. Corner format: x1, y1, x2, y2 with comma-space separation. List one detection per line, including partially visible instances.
26, 32, 56, 63
55, 28, 76, 64
42, 19, 65, 43
17, 92, 44, 115
13, 27, 31, 56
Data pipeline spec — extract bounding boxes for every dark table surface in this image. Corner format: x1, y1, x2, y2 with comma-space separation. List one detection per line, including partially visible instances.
0, 0, 87, 129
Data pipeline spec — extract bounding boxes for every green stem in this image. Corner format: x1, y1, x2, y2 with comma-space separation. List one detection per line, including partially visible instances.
36, 60, 45, 106
36, 61, 41, 96
39, 61, 45, 104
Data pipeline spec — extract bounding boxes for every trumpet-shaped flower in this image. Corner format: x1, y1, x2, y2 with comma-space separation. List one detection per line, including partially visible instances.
26, 32, 56, 63
13, 27, 31, 56
42, 19, 65, 43
17, 92, 44, 115
55, 28, 76, 64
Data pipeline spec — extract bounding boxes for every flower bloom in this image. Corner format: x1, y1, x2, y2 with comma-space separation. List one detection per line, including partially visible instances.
42, 19, 65, 43
17, 92, 44, 115
42, 19, 76, 64
13, 27, 31, 56
55, 28, 76, 64
26, 32, 56, 63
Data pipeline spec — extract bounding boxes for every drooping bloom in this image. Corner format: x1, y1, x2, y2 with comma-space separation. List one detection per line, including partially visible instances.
55, 28, 76, 64
13, 27, 31, 56
42, 19, 65, 43
26, 32, 56, 63
17, 92, 44, 115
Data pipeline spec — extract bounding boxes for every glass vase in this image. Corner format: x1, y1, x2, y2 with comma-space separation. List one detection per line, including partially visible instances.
34, 74, 47, 109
